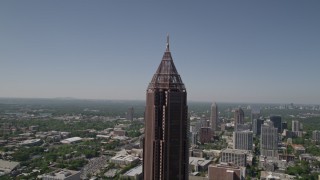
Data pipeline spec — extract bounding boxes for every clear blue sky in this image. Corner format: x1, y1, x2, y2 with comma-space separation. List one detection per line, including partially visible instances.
1, 1, 320, 104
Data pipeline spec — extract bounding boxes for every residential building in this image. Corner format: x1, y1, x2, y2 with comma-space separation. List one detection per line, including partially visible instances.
260, 121, 278, 158
312, 130, 320, 143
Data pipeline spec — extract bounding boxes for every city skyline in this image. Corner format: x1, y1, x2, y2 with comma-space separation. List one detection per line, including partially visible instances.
1, 1, 320, 104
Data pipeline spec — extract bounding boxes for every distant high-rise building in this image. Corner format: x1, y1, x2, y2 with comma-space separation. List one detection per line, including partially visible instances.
143, 36, 188, 180
210, 102, 218, 131
234, 108, 244, 131
233, 130, 253, 151
252, 119, 264, 136
292, 120, 301, 132
270, 115, 282, 133
312, 130, 320, 143
199, 127, 212, 144
127, 107, 134, 121
251, 107, 260, 123
260, 121, 278, 158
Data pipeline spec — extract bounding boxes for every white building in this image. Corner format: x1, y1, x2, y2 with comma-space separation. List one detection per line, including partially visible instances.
60, 137, 82, 144
42, 169, 80, 180
220, 149, 248, 167
110, 155, 139, 166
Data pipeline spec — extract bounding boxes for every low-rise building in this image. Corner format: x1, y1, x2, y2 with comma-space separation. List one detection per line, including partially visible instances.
208, 163, 246, 180
60, 137, 82, 144
260, 171, 295, 180
190, 149, 204, 158
20, 139, 42, 146
110, 155, 139, 166
113, 128, 126, 136
0, 160, 20, 176
42, 169, 80, 180
189, 157, 212, 172
292, 144, 305, 154
121, 164, 143, 180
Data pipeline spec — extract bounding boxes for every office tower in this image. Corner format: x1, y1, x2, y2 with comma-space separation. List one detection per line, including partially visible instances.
127, 107, 134, 121
252, 119, 264, 136
210, 102, 218, 131
199, 127, 212, 144
234, 108, 244, 131
251, 107, 260, 123
292, 120, 301, 132
220, 149, 248, 167
260, 121, 278, 158
270, 115, 282, 133
233, 130, 253, 151
143, 36, 188, 180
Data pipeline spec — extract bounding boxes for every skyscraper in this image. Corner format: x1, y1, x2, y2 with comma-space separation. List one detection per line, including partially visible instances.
251, 107, 260, 123
127, 107, 134, 121
260, 120, 278, 158
292, 120, 301, 132
234, 108, 244, 131
270, 115, 282, 133
210, 102, 218, 131
143, 36, 188, 180
252, 119, 264, 136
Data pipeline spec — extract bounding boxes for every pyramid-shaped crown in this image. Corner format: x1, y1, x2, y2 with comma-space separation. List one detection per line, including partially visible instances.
148, 36, 185, 90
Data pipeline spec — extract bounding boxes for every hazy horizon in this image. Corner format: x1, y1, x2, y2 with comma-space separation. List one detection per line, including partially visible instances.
1, 1, 320, 104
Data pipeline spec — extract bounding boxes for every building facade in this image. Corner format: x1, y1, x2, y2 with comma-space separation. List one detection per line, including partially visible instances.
143, 36, 188, 180
233, 130, 253, 151
220, 149, 248, 167
252, 119, 264, 136
199, 127, 212, 144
